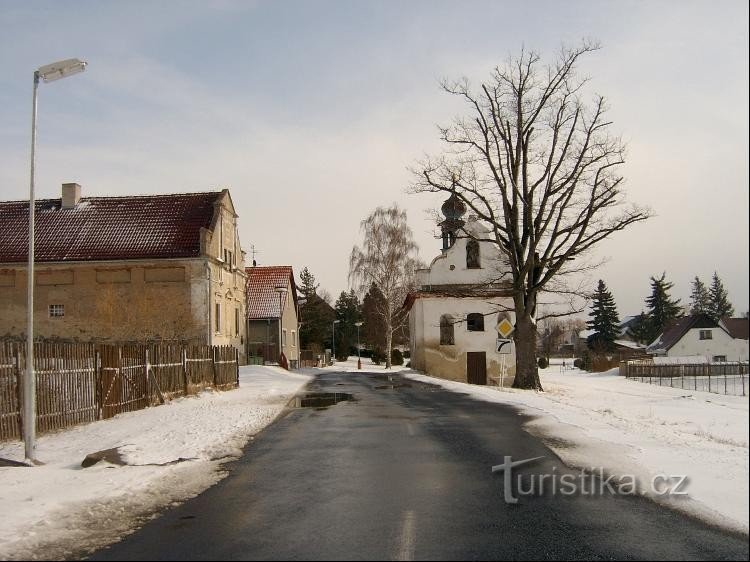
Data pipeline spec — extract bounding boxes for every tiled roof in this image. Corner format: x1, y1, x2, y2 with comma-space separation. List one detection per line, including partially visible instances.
724, 317, 749, 340
246, 266, 297, 319
0, 192, 223, 263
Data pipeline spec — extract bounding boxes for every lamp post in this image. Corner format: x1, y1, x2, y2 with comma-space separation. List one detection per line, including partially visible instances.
355, 321, 363, 369
274, 285, 288, 367
331, 319, 340, 364
25, 58, 87, 463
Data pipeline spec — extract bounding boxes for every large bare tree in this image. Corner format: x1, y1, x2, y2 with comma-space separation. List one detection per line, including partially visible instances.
349, 205, 422, 369
412, 42, 651, 390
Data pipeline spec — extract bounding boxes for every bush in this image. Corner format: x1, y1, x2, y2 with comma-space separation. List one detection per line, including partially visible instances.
371, 347, 386, 365
537, 356, 549, 369
573, 358, 584, 369
391, 348, 404, 366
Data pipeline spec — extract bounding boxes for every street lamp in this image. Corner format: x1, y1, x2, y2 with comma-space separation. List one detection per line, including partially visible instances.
355, 321, 363, 369
25, 58, 87, 463
331, 319, 340, 364
275, 285, 288, 367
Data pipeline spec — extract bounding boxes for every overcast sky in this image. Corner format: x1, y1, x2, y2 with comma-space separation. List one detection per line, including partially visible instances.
1, 0, 747, 316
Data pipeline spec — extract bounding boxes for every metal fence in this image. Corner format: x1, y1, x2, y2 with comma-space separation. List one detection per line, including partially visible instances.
0, 341, 240, 441
621, 360, 749, 396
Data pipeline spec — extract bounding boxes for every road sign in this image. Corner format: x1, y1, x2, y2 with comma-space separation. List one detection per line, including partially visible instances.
497, 338, 512, 354
497, 317, 514, 338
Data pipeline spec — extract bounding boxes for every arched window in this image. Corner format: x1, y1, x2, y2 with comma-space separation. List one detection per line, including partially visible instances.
466, 240, 480, 269
467, 313, 485, 332
440, 315, 455, 345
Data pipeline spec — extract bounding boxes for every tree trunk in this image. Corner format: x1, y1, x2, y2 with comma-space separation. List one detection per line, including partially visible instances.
512, 313, 543, 390
385, 319, 393, 369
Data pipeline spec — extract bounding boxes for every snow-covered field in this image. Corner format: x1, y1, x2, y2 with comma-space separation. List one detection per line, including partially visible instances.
0, 366, 311, 561
403, 361, 749, 535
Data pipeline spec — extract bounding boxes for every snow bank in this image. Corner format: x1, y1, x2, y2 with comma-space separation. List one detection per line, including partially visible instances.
403, 363, 749, 534
0, 366, 311, 560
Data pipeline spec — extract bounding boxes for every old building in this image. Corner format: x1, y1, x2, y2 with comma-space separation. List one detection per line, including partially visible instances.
246, 265, 300, 368
0, 184, 246, 358
405, 193, 515, 385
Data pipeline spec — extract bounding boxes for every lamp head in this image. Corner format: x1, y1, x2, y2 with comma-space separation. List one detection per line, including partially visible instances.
37, 58, 87, 82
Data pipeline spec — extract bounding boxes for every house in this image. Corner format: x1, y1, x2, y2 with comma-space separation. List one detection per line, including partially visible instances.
647, 314, 749, 362
0, 183, 247, 359
405, 192, 515, 385
246, 265, 300, 368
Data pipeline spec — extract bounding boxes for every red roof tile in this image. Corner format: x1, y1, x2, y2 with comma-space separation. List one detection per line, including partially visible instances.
246, 266, 298, 319
0, 192, 222, 263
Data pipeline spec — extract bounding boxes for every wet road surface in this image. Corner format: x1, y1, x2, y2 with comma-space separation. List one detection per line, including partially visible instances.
90, 371, 749, 561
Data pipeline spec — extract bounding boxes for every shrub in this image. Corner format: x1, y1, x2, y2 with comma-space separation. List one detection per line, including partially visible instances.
391, 348, 404, 366
371, 347, 386, 365
573, 358, 584, 369
537, 356, 549, 369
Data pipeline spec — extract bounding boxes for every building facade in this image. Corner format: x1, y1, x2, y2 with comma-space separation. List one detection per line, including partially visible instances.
0, 184, 246, 359
405, 193, 515, 385
647, 314, 749, 362
246, 265, 300, 368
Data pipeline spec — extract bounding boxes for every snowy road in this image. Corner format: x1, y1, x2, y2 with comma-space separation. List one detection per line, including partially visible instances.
90, 370, 748, 561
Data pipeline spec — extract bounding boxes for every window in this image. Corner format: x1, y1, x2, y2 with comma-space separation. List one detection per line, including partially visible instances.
235, 308, 240, 336
467, 313, 485, 332
49, 304, 65, 318
440, 315, 455, 345
466, 240, 481, 269
713, 355, 727, 363
283, 329, 287, 347
292, 330, 296, 347
699, 330, 713, 340
215, 303, 221, 333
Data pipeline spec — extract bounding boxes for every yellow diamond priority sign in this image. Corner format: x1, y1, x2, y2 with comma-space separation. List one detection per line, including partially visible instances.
497, 318, 514, 338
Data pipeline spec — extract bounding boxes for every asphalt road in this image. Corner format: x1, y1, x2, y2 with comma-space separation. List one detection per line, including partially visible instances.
90, 371, 749, 561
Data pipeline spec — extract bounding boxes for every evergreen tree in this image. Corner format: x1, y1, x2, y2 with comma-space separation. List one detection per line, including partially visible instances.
689, 276, 710, 316
708, 271, 734, 320
297, 267, 335, 352
361, 283, 387, 355
298, 267, 319, 299
629, 311, 652, 345
334, 290, 362, 360
644, 273, 682, 343
586, 280, 620, 351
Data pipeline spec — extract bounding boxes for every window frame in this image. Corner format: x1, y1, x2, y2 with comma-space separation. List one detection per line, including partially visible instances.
439, 315, 455, 346
48, 304, 65, 318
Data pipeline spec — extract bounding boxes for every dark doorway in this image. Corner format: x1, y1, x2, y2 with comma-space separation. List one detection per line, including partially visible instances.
466, 352, 487, 385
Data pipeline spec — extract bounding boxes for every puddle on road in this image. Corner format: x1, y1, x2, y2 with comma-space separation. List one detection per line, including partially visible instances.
375, 383, 412, 390
289, 392, 354, 409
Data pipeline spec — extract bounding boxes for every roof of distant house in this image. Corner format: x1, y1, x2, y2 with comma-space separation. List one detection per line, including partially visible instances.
646, 314, 743, 353
723, 317, 749, 340
0, 191, 226, 263
246, 265, 298, 319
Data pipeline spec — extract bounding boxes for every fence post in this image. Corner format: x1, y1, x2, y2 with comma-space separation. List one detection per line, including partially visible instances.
95, 349, 102, 420
211, 346, 218, 388
182, 348, 189, 395
235, 347, 240, 388
145, 348, 151, 406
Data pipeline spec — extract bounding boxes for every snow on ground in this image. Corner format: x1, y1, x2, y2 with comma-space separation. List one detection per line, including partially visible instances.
403, 360, 749, 535
0, 366, 311, 561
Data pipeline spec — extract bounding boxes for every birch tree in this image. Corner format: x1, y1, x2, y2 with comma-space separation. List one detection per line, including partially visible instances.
349, 205, 422, 369
412, 42, 651, 389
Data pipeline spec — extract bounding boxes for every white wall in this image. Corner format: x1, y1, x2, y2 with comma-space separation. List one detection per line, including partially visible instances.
668, 327, 749, 361
417, 218, 509, 287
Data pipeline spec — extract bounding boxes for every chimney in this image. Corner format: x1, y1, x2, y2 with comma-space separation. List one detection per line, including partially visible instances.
62, 183, 81, 208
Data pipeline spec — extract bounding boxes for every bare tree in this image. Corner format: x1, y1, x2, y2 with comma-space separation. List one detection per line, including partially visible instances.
412, 42, 651, 389
349, 205, 423, 368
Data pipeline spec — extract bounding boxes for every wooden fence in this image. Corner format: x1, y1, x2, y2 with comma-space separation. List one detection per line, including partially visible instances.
0, 341, 239, 442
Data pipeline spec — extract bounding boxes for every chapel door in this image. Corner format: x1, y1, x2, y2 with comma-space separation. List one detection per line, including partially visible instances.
467, 351, 487, 385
